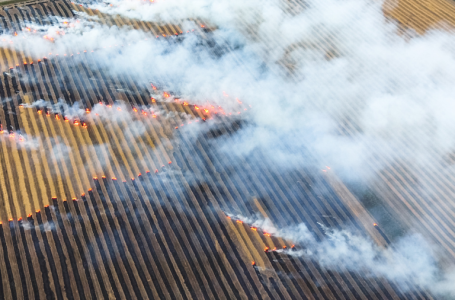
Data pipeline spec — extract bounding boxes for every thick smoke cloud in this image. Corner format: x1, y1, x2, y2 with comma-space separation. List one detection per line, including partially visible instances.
2, 0, 455, 296
9, 0, 453, 180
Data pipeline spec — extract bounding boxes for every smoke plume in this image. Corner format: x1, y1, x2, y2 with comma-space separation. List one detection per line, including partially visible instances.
236, 214, 455, 297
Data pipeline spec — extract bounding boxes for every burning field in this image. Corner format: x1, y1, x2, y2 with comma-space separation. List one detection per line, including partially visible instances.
0, 0, 455, 299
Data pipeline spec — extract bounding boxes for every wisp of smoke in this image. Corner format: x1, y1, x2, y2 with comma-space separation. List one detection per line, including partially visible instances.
236, 214, 455, 297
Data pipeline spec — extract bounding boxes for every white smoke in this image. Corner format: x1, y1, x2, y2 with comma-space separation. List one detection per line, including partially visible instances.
17, 0, 452, 179
236, 214, 455, 297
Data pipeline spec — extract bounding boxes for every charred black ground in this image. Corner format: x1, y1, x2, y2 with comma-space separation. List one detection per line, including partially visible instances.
0, 0, 440, 299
